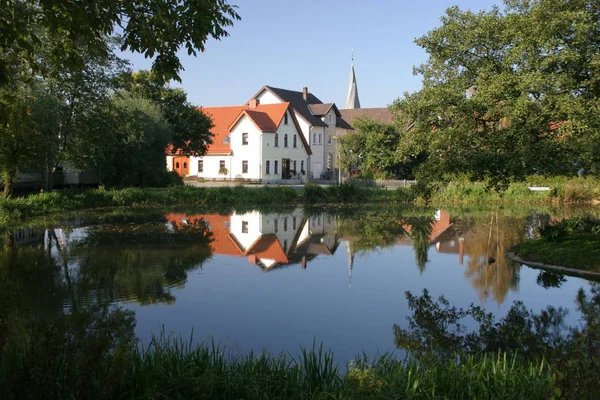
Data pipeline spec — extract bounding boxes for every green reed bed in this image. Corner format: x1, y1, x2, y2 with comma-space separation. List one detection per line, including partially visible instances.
0, 330, 556, 399
1, 175, 598, 225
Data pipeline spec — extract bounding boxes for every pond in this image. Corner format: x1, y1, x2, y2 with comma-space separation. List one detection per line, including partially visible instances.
1, 206, 597, 363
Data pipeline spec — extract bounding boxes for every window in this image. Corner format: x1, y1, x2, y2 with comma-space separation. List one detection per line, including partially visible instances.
183, 162, 187, 168
328, 135, 332, 145
313, 132, 316, 144
293, 134, 297, 148
293, 160, 297, 172
284, 134, 288, 147
318, 133, 322, 144
224, 135, 230, 144
283, 240, 288, 252
274, 160, 279, 174
283, 217, 288, 231
242, 221, 249, 233
328, 114, 332, 123
301, 160, 304, 172
284, 112, 288, 125
242, 132, 248, 145
175, 162, 180, 168
275, 133, 279, 147
327, 153, 333, 169
292, 217, 297, 230
198, 160, 203, 173
266, 160, 270, 174
242, 160, 248, 174
274, 219, 278, 233
220, 160, 225, 169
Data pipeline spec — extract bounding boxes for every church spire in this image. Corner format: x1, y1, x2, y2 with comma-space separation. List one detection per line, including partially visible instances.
345, 50, 361, 109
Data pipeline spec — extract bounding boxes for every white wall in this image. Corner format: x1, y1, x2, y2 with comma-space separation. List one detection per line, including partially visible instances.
190, 155, 232, 180
229, 115, 263, 180
255, 90, 281, 105
230, 211, 263, 250
262, 111, 310, 182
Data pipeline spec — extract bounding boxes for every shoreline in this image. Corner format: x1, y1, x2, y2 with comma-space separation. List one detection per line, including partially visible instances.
506, 251, 600, 279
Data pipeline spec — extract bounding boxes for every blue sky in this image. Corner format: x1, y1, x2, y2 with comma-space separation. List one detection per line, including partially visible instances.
122, 0, 501, 108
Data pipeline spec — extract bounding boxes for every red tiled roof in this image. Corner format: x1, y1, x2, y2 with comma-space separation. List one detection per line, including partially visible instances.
245, 234, 289, 264
165, 213, 243, 256
202, 103, 291, 155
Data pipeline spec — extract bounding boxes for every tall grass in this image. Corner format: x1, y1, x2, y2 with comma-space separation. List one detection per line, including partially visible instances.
1, 175, 598, 225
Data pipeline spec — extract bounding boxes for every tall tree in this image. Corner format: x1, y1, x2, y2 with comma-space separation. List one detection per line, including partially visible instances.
392, 0, 600, 184
120, 70, 213, 156
81, 92, 171, 187
0, 0, 240, 195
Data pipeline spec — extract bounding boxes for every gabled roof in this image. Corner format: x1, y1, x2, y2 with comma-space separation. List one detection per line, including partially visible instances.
308, 103, 342, 118
202, 102, 310, 155
165, 213, 244, 256
250, 86, 328, 127
200, 106, 246, 155
245, 234, 289, 264
227, 103, 290, 133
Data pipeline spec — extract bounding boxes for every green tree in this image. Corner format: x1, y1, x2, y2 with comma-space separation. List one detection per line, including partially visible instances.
81, 92, 171, 187
392, 0, 600, 185
1, 0, 240, 195
337, 119, 423, 179
0, 0, 240, 87
121, 70, 214, 156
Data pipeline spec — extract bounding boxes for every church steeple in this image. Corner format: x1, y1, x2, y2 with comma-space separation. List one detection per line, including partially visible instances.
345, 50, 361, 109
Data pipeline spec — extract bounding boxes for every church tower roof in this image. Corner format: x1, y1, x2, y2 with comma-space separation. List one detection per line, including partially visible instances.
345, 52, 361, 109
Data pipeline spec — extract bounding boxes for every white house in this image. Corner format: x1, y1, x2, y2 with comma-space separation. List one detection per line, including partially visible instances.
167, 100, 311, 183
249, 86, 343, 180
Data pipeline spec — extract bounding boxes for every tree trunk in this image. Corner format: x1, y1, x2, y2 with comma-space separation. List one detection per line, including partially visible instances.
2, 174, 14, 198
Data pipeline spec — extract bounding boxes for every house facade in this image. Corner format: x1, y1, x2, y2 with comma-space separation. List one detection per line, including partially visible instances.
167, 100, 311, 183
249, 86, 343, 180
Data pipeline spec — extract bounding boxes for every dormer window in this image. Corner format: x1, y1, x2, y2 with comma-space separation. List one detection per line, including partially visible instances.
242, 132, 248, 145
223, 135, 230, 144
284, 113, 288, 125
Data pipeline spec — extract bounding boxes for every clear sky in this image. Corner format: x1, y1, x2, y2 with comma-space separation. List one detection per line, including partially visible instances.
122, 0, 501, 108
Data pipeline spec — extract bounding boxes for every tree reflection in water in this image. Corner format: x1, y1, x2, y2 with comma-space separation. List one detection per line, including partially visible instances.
459, 213, 524, 304
0, 218, 213, 315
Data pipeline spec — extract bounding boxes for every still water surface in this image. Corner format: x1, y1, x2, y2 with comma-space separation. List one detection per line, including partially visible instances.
1, 207, 595, 362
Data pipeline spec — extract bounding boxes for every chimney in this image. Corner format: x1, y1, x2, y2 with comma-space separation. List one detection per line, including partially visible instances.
302, 87, 308, 101
249, 98, 260, 109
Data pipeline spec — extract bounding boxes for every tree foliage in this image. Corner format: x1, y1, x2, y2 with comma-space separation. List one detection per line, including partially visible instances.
338, 119, 422, 179
392, 0, 600, 184
120, 70, 213, 156
80, 92, 171, 187
0, 0, 240, 86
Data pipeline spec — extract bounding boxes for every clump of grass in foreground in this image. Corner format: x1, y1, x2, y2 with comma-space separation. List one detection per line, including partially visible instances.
0, 310, 556, 400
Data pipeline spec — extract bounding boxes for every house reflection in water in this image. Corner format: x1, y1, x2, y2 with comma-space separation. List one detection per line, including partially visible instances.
165, 209, 341, 271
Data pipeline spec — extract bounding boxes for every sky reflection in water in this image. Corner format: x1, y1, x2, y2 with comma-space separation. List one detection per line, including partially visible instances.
1, 207, 593, 362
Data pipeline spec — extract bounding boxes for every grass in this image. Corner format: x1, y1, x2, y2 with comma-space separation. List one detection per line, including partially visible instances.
0, 325, 557, 399
514, 234, 600, 271
1, 175, 599, 225
513, 216, 600, 271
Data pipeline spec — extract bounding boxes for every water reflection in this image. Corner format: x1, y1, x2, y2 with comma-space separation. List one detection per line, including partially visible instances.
0, 208, 570, 310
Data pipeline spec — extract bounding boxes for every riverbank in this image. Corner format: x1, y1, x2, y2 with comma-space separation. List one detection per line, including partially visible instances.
1, 176, 598, 225
511, 215, 600, 276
